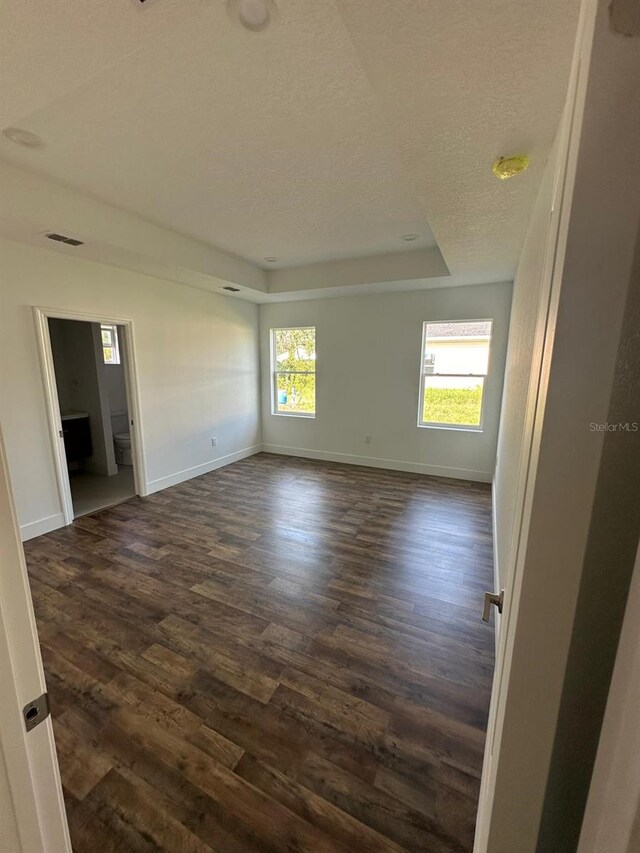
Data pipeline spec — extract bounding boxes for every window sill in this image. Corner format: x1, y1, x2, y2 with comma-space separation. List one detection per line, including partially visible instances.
271, 412, 316, 419
418, 423, 483, 433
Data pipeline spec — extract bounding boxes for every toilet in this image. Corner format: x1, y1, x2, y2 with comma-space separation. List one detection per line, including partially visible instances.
113, 432, 132, 466
111, 412, 133, 466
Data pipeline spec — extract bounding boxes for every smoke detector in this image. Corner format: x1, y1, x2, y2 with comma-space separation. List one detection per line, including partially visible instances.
227, 0, 278, 32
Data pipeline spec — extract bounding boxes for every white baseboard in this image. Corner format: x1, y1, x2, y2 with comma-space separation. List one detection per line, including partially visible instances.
20, 446, 262, 538
19, 445, 489, 541
20, 512, 65, 542
145, 444, 262, 495
261, 444, 492, 483
491, 479, 501, 649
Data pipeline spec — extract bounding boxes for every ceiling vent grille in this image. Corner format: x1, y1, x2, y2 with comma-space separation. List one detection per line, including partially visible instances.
44, 232, 84, 247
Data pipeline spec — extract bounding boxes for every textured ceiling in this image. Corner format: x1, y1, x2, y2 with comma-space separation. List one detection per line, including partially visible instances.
0, 0, 580, 286
335, 0, 581, 280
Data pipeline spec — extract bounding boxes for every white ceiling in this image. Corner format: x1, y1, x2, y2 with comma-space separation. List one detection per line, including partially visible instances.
0, 0, 580, 295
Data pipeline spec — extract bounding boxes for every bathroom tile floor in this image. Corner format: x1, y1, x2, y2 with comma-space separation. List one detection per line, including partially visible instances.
70, 465, 135, 518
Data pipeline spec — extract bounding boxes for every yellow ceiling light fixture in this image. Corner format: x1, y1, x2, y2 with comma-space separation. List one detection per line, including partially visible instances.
492, 155, 530, 180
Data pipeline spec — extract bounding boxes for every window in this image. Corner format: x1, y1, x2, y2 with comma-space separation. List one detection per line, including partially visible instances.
271, 327, 316, 416
101, 324, 120, 365
418, 320, 492, 429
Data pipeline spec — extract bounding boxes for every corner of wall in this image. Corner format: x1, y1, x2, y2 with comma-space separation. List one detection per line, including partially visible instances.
20, 513, 66, 542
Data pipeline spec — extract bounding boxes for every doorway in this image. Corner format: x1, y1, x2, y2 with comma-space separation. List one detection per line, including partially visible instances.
34, 308, 145, 524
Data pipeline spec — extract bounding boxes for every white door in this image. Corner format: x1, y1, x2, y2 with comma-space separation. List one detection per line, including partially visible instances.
475, 0, 640, 848
473, 8, 590, 842
0, 426, 70, 852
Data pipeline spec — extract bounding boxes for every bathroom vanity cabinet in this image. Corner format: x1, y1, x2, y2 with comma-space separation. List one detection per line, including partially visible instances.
61, 412, 92, 464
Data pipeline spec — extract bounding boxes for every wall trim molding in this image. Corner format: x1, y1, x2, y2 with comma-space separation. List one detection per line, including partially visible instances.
145, 444, 263, 494
20, 513, 65, 542
262, 444, 492, 483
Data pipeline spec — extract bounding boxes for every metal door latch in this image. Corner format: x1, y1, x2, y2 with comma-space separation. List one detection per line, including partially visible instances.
23, 693, 50, 732
482, 589, 504, 623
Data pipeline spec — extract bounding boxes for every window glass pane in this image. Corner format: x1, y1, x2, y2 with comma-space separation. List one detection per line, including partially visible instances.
275, 372, 315, 415
424, 320, 491, 376
422, 376, 484, 426
101, 324, 120, 365
273, 328, 316, 372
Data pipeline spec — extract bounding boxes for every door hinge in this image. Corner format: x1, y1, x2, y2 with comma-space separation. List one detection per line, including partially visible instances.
23, 692, 50, 732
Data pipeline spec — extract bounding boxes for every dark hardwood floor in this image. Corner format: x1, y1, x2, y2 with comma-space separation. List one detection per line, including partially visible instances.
24, 452, 495, 852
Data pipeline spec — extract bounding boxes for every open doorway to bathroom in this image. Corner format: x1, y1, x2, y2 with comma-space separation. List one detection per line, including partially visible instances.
38, 312, 142, 520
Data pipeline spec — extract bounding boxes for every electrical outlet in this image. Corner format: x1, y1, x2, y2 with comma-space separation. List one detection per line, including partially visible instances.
365, 435, 372, 444
211, 437, 217, 447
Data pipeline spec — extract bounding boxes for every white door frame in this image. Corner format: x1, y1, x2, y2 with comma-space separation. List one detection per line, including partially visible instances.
33, 306, 147, 524
0, 426, 71, 852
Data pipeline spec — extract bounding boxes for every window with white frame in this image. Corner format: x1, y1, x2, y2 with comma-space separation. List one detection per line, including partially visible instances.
418, 320, 492, 429
271, 327, 316, 416
101, 324, 120, 365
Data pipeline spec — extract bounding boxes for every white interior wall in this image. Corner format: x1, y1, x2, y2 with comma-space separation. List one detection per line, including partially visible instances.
259, 282, 512, 482
104, 332, 128, 420
1, 233, 508, 541
493, 140, 560, 587
0, 237, 261, 540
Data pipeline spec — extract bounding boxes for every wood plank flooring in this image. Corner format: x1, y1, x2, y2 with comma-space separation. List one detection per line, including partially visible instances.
24, 452, 495, 852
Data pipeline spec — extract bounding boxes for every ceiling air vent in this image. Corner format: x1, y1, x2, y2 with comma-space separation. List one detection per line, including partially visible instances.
44, 232, 84, 247
222, 286, 241, 292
